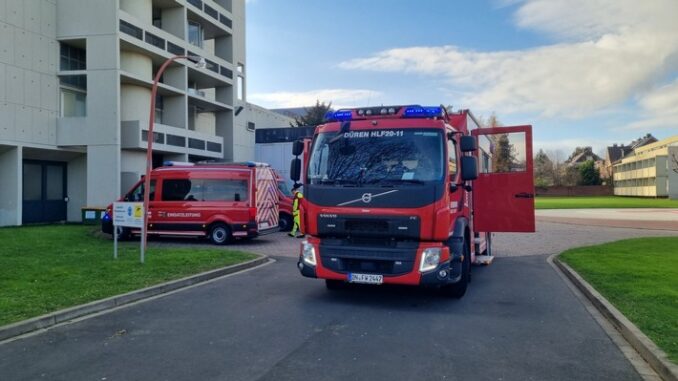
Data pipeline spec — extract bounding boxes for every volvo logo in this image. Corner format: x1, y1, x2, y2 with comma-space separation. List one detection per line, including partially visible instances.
337, 189, 399, 206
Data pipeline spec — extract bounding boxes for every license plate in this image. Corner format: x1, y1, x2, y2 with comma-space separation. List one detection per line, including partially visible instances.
349, 273, 383, 284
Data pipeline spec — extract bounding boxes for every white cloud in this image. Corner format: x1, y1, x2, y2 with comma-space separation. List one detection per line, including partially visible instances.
624, 78, 678, 130
249, 89, 382, 109
338, 0, 678, 125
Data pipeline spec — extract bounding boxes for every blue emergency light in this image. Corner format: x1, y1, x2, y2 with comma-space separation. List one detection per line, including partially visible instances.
402, 106, 443, 118
324, 105, 443, 122
324, 110, 353, 121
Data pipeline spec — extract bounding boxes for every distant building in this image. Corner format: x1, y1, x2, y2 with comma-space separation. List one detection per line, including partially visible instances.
565, 147, 601, 166
613, 135, 678, 199
602, 133, 658, 179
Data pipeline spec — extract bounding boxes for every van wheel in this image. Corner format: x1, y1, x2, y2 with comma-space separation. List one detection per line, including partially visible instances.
209, 223, 231, 245
441, 239, 470, 299
279, 214, 293, 232
116, 226, 131, 241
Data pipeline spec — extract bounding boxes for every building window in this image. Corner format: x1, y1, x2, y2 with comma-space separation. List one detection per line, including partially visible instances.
152, 7, 162, 28
59, 75, 87, 117
188, 20, 204, 48
154, 95, 164, 124
247, 122, 255, 132
119, 20, 143, 40
60, 43, 86, 71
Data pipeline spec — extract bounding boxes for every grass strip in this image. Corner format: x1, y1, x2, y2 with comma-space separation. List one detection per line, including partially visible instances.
560, 237, 678, 362
0, 225, 256, 326
536, 196, 678, 209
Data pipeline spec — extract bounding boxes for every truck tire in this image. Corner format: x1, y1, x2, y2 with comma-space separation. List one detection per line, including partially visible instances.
441, 239, 470, 299
325, 279, 346, 290
279, 213, 293, 232
209, 223, 231, 245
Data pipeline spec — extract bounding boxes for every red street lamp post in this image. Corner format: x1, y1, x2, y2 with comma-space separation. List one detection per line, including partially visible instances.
140, 55, 205, 262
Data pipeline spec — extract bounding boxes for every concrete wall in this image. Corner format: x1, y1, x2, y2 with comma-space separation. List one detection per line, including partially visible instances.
0, 146, 22, 226
67, 154, 86, 221
0, 0, 59, 146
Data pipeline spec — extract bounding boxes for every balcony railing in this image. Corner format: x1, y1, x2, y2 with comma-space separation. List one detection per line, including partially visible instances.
118, 16, 233, 82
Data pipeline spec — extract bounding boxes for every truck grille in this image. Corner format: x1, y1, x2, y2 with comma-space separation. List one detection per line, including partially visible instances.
345, 219, 388, 234
319, 243, 416, 275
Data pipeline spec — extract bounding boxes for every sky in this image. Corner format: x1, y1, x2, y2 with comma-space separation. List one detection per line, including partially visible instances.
246, 0, 678, 157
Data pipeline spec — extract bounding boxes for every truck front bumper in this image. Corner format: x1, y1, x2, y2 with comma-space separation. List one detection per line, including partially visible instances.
297, 239, 463, 286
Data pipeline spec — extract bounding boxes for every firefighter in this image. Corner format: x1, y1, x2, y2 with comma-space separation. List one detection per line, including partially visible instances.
289, 185, 304, 238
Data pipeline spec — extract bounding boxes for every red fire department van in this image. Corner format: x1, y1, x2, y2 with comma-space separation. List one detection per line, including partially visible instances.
102, 162, 279, 244
291, 105, 534, 298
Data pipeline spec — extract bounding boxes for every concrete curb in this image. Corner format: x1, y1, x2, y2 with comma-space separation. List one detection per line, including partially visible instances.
554, 257, 678, 381
0, 256, 270, 342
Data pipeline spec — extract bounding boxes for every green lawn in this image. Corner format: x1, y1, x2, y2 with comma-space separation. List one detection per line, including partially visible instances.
560, 237, 678, 362
536, 196, 678, 209
0, 225, 257, 326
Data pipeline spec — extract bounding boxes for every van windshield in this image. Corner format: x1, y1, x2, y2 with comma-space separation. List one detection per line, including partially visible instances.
307, 129, 444, 185
125, 180, 156, 201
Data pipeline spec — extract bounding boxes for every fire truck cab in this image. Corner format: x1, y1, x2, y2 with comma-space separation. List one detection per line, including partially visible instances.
291, 105, 534, 298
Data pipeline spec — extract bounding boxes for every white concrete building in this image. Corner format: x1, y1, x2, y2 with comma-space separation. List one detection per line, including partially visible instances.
0, 0, 250, 226
613, 136, 678, 199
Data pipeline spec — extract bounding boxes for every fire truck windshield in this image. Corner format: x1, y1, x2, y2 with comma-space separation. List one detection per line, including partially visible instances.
307, 129, 444, 186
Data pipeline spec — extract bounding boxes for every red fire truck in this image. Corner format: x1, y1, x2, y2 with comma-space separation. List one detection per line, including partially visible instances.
291, 105, 534, 298
102, 162, 279, 244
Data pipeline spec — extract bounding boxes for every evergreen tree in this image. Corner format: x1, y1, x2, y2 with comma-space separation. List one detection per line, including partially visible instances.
534, 149, 554, 186
578, 160, 602, 185
290, 100, 333, 127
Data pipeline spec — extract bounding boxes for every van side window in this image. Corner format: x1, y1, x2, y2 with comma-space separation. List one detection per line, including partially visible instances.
161, 179, 248, 202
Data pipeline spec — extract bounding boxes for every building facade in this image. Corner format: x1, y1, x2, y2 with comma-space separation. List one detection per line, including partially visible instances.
0, 0, 249, 226
613, 135, 678, 199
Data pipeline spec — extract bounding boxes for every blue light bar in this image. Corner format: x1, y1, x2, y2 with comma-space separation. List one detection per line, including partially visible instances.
324, 110, 353, 121
403, 106, 443, 118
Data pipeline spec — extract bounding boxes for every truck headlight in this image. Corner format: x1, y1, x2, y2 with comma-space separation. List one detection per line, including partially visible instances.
301, 240, 317, 266
419, 248, 441, 273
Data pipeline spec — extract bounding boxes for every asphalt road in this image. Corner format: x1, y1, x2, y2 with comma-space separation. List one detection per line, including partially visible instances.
0, 222, 671, 381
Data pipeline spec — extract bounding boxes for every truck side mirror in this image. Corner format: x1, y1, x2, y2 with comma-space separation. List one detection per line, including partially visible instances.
460, 156, 478, 181
290, 158, 302, 182
292, 140, 304, 156
460, 136, 477, 152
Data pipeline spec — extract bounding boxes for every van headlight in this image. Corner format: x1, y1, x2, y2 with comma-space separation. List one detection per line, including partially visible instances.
301, 240, 317, 266
419, 248, 441, 272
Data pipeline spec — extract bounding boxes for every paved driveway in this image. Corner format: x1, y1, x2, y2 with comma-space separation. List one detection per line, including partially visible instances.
0, 222, 671, 381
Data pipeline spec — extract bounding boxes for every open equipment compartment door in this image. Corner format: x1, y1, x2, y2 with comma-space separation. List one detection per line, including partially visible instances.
472, 126, 535, 232
255, 165, 280, 232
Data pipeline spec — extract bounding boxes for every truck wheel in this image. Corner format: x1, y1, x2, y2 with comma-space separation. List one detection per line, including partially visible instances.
325, 279, 346, 290
209, 223, 231, 245
442, 240, 470, 299
279, 213, 293, 232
